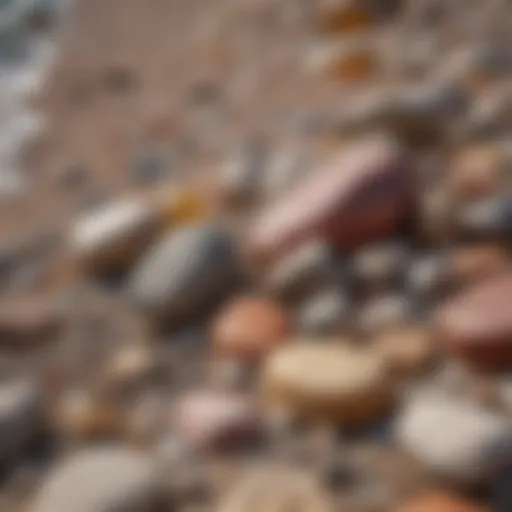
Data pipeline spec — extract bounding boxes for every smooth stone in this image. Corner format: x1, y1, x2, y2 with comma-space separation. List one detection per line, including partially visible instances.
171, 390, 261, 451
457, 198, 512, 238
406, 252, 451, 298
29, 447, 161, 512
131, 149, 171, 184
0, 380, 42, 465
250, 136, 414, 263
296, 289, 350, 335
128, 224, 239, 322
264, 240, 343, 299
396, 395, 512, 484
435, 273, 512, 370
211, 296, 291, 361
218, 465, 331, 512
70, 197, 160, 272
262, 343, 394, 424
396, 490, 488, 512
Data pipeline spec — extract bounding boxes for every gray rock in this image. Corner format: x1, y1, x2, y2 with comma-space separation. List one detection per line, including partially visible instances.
358, 294, 412, 334
131, 149, 171, 185
458, 198, 512, 237
296, 289, 350, 335
30, 447, 161, 512
406, 252, 451, 298
396, 395, 512, 484
0, 379, 42, 465
128, 224, 239, 321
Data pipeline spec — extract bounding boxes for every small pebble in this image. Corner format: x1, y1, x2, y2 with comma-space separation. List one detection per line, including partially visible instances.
396, 490, 488, 511
211, 296, 291, 361
358, 294, 413, 334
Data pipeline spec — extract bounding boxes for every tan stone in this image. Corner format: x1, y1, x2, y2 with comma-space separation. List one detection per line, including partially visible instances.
262, 343, 394, 423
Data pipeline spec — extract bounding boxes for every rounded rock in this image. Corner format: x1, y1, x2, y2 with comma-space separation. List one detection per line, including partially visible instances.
435, 272, 512, 370
129, 224, 239, 323
29, 447, 161, 512
262, 343, 394, 424
171, 390, 261, 451
396, 395, 512, 484
250, 136, 414, 263
211, 296, 291, 361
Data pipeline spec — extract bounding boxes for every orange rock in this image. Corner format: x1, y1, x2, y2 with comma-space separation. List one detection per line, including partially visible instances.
212, 296, 291, 360
249, 137, 413, 264
396, 490, 488, 512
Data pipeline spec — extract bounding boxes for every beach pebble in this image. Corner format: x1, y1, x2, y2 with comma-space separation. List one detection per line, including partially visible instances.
262, 343, 394, 424
29, 447, 161, 512
396, 395, 512, 484
250, 136, 413, 263
211, 296, 291, 361
296, 288, 350, 334
218, 465, 331, 512
435, 272, 512, 370
129, 224, 239, 323
171, 390, 261, 451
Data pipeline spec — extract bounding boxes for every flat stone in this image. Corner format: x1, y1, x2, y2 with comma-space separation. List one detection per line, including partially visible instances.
435, 272, 512, 370
262, 343, 394, 424
29, 447, 161, 512
128, 224, 239, 322
396, 395, 512, 484
211, 296, 291, 361
396, 490, 488, 512
249, 136, 413, 264
171, 390, 261, 451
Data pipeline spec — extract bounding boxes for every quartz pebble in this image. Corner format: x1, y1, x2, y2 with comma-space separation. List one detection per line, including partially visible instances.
171, 390, 261, 451
29, 447, 161, 512
262, 343, 394, 424
435, 272, 512, 370
211, 296, 291, 361
250, 136, 413, 263
396, 395, 512, 484
129, 224, 239, 323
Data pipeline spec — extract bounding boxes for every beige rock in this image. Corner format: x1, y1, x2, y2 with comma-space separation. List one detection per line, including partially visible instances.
262, 343, 394, 424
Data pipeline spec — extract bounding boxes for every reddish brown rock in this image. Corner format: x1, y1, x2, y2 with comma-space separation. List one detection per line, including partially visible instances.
171, 390, 261, 451
436, 273, 512, 370
396, 490, 487, 512
211, 296, 291, 361
249, 137, 413, 264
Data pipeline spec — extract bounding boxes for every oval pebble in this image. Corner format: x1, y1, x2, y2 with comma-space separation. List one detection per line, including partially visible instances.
29, 447, 161, 512
435, 272, 512, 370
396, 395, 512, 484
129, 224, 239, 323
249, 136, 414, 264
211, 296, 291, 361
262, 343, 394, 424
